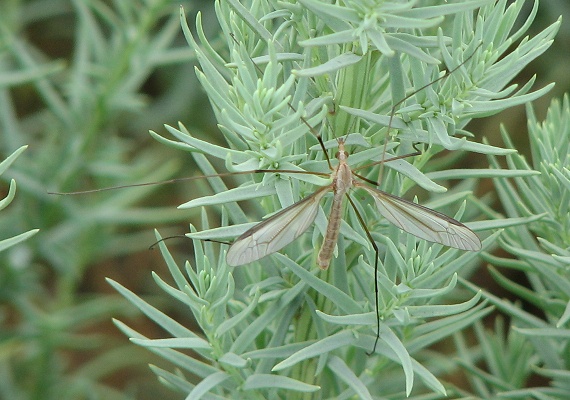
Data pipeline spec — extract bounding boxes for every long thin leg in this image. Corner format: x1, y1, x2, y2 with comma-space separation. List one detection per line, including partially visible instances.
345, 193, 381, 355
48, 168, 330, 195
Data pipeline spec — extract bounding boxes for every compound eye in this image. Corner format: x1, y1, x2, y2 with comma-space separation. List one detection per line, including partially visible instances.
334, 151, 340, 158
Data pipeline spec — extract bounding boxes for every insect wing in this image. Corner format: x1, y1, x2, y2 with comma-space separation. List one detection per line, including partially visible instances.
359, 185, 481, 251
226, 186, 330, 266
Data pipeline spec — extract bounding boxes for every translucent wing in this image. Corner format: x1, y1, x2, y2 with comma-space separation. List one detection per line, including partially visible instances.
226, 186, 331, 266
358, 184, 481, 251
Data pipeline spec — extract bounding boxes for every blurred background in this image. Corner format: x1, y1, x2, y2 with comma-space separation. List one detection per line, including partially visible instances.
0, 1, 568, 399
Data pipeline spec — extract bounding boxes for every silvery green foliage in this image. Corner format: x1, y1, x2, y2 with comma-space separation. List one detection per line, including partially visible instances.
112, 0, 559, 398
457, 95, 570, 399
1, 1, 198, 274
0, 2, 208, 398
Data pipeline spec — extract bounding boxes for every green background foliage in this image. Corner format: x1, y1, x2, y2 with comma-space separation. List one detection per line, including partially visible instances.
0, 0, 568, 399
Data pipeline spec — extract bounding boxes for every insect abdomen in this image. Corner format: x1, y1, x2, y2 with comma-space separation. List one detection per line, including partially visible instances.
317, 192, 344, 269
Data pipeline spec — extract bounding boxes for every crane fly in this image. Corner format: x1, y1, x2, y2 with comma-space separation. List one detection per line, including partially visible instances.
221, 133, 480, 354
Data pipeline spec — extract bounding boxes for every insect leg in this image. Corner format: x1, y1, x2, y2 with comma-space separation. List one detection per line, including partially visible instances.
345, 193, 381, 355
